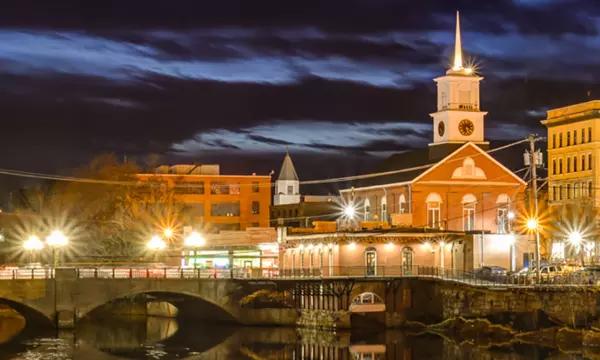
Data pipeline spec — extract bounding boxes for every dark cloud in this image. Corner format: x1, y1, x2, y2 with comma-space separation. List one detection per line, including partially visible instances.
247, 135, 297, 146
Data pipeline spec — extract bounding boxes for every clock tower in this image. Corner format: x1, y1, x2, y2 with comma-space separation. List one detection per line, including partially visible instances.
429, 11, 488, 160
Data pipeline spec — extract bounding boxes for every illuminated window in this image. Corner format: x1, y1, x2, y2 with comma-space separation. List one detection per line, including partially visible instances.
398, 194, 408, 214
462, 194, 477, 231
251, 201, 260, 215
426, 193, 442, 228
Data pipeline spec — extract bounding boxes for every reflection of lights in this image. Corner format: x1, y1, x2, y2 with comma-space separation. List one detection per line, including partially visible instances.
184, 231, 206, 248
147, 235, 167, 250
327, 243, 334, 250
258, 243, 278, 252
307, 243, 314, 250
567, 231, 583, 246
526, 218, 538, 230
585, 242, 595, 252
464, 67, 473, 74
348, 241, 356, 250
46, 230, 69, 247
385, 242, 394, 250
507, 211, 515, 220
423, 241, 432, 251
298, 244, 304, 251
24, 235, 44, 251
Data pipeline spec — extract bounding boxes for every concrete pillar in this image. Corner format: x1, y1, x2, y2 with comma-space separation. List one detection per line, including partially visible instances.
54, 268, 78, 329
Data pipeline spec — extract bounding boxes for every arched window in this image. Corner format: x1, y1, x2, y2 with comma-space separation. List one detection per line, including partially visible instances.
462, 194, 477, 231
426, 193, 442, 228
496, 194, 511, 234
381, 196, 388, 222
399, 194, 407, 214
365, 247, 377, 276
364, 198, 371, 221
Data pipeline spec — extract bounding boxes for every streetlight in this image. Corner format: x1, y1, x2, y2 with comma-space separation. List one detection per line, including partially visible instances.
46, 230, 68, 267
147, 235, 167, 263
526, 218, 538, 231
568, 231, 585, 266
343, 204, 356, 219
163, 227, 174, 239
24, 235, 44, 264
184, 231, 206, 268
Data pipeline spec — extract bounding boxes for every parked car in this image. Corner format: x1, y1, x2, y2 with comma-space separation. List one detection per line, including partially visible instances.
474, 266, 507, 281
513, 264, 569, 284
571, 266, 600, 285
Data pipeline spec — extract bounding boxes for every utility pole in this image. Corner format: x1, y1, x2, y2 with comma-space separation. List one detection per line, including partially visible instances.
528, 134, 541, 283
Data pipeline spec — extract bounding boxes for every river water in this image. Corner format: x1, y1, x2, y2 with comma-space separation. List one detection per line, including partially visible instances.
0, 315, 580, 359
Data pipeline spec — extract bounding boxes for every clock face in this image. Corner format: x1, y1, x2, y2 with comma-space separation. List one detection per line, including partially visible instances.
438, 121, 445, 137
458, 119, 475, 136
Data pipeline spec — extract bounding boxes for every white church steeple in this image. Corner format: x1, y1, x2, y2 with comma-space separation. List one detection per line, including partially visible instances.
274, 151, 301, 205
429, 11, 488, 159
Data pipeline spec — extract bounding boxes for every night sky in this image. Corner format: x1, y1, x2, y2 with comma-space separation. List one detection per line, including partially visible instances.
0, 0, 599, 192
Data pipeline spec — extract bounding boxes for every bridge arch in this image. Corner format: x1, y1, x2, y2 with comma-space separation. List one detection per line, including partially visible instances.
79, 290, 239, 323
0, 297, 54, 327
349, 292, 385, 313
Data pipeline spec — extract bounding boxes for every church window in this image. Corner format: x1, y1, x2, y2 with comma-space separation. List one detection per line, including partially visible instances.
426, 193, 442, 228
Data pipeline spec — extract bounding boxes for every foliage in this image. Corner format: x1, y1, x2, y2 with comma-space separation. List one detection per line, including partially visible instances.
7, 154, 185, 261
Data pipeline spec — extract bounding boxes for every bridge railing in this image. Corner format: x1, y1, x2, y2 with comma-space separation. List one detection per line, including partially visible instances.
3, 265, 600, 287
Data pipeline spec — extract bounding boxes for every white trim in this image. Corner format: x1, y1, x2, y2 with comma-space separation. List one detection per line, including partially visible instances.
339, 180, 411, 192
417, 180, 522, 186
413, 142, 527, 185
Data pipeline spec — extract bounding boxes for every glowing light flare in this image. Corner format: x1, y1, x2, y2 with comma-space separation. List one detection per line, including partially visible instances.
385, 242, 394, 250
147, 235, 167, 250
526, 218, 538, 231
23, 235, 44, 251
567, 231, 583, 247
348, 241, 357, 250
507, 211, 516, 220
46, 230, 68, 248
184, 231, 206, 248
163, 227, 174, 239
343, 204, 357, 219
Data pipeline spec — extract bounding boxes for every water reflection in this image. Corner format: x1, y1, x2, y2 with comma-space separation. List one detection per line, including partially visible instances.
0, 313, 588, 359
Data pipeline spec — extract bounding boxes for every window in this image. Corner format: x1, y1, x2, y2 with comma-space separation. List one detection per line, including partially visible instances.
574, 156, 578, 172
567, 158, 571, 173
211, 182, 240, 195
582, 128, 586, 143
559, 133, 563, 147
552, 186, 557, 201
552, 134, 556, 149
364, 199, 371, 221
582, 155, 586, 171
381, 197, 387, 222
574, 183, 580, 198
251, 201, 260, 215
462, 194, 477, 231
574, 130, 577, 145
552, 160, 556, 175
590, 182, 593, 198
559, 185, 563, 200
174, 182, 204, 194
567, 184, 571, 200
182, 203, 205, 218
589, 154, 593, 170
589, 127, 593, 142
252, 182, 260, 193
559, 159, 563, 174
567, 132, 571, 146
365, 247, 377, 276
496, 194, 510, 234
426, 193, 442, 228
210, 202, 240, 216
398, 194, 408, 214
287, 185, 293, 195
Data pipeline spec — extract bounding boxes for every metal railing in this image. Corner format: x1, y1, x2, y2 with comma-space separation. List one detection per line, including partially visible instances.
2, 265, 600, 287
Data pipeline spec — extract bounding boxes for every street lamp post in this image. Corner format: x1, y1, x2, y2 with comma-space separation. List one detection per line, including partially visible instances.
184, 231, 206, 268
147, 235, 167, 263
526, 218, 540, 283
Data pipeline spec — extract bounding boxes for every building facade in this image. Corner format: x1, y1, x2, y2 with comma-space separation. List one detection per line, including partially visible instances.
279, 12, 531, 274
542, 100, 599, 206
137, 164, 271, 232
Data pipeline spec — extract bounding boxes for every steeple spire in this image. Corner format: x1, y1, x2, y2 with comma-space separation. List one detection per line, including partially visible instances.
452, 10, 463, 71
